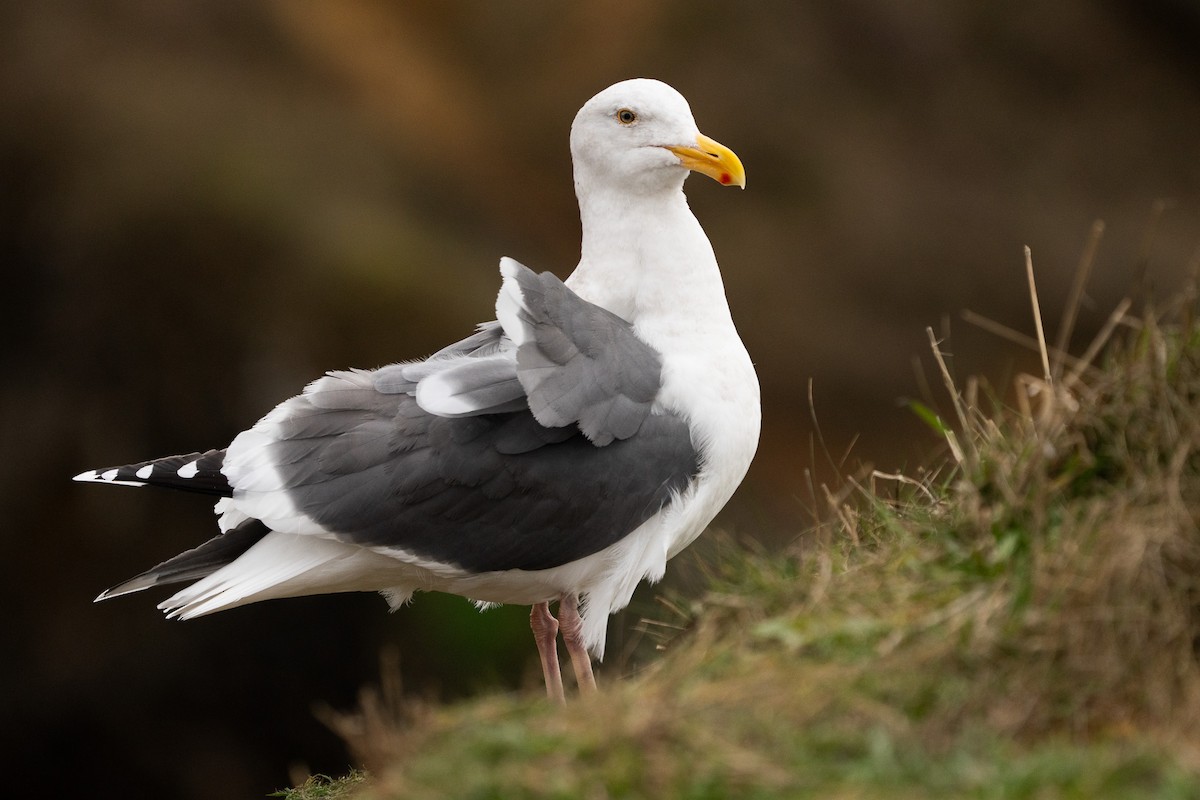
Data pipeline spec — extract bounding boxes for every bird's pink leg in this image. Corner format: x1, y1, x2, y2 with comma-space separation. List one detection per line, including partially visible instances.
530, 601, 564, 703
557, 592, 597, 694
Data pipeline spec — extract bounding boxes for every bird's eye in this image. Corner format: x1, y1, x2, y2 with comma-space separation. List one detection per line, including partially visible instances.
616, 108, 638, 125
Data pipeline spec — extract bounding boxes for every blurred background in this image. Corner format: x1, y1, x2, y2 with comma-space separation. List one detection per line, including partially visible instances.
2, 1, 1198, 796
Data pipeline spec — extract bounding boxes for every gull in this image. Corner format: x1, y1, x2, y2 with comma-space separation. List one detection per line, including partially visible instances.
76, 78, 760, 701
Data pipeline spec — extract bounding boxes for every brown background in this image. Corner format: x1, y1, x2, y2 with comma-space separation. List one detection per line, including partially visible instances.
2, 2, 1198, 797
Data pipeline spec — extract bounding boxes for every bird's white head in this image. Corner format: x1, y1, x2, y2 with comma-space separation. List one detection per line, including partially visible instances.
570, 78, 745, 199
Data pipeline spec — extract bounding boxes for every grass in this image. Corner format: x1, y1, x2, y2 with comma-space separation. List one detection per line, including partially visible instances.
272, 770, 367, 799
279, 234, 1200, 799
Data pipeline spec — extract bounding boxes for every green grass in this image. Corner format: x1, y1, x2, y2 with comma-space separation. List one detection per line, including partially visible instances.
272, 770, 367, 799
283, 274, 1200, 798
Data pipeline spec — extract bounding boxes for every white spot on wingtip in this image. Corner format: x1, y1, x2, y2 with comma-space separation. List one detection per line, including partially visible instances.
135, 464, 153, 479
178, 460, 199, 479
74, 469, 148, 488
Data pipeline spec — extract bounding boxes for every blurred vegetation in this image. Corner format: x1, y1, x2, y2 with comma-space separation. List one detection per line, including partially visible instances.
3, 2, 1198, 797
289, 279, 1200, 798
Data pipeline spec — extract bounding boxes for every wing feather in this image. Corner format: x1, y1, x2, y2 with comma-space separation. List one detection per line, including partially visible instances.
216, 261, 699, 573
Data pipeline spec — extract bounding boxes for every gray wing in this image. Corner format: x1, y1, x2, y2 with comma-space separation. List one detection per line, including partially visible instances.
382, 259, 663, 447
498, 259, 661, 446
224, 259, 699, 573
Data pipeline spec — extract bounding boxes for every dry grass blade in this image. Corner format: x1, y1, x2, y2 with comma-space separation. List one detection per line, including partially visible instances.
1064, 297, 1132, 388
870, 469, 937, 504
1053, 219, 1105, 377
926, 326, 976, 465
1025, 245, 1053, 384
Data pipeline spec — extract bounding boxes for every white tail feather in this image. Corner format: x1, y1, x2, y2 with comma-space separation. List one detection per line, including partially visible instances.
159, 532, 425, 620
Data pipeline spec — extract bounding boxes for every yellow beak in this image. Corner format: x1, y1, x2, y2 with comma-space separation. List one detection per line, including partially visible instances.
664, 133, 746, 189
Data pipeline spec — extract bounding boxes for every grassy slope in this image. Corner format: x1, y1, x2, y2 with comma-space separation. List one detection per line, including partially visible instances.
283, 288, 1200, 800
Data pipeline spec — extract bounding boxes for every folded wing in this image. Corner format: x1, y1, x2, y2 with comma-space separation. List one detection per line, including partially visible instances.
219, 258, 698, 573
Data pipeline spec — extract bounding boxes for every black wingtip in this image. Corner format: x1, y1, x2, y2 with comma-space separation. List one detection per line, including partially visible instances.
93, 521, 270, 605
73, 450, 232, 496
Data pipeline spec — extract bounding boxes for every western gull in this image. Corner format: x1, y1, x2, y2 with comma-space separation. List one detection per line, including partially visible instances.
76, 78, 760, 701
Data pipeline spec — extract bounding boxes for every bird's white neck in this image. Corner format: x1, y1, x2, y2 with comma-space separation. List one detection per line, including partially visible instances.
566, 182, 734, 336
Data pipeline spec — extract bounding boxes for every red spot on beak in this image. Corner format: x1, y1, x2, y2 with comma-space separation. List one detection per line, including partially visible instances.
720, 173, 732, 185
